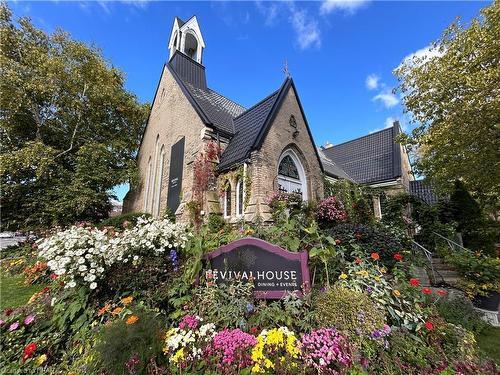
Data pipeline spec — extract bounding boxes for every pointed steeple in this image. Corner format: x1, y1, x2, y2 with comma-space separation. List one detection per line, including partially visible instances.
168, 16, 206, 64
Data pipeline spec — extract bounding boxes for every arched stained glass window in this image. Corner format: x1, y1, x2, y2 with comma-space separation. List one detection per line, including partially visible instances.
278, 155, 300, 179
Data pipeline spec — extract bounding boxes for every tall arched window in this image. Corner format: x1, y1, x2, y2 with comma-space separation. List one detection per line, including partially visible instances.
144, 157, 152, 212
224, 184, 232, 218
277, 149, 307, 200
150, 136, 160, 214
154, 145, 165, 217
184, 32, 199, 61
236, 178, 244, 217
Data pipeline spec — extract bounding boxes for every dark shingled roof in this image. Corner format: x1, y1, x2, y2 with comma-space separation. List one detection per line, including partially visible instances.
318, 149, 352, 181
410, 180, 441, 205
167, 51, 245, 135
218, 89, 281, 170
322, 122, 403, 184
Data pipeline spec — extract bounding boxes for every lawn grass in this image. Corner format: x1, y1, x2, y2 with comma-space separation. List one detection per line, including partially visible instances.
476, 326, 500, 364
0, 273, 47, 309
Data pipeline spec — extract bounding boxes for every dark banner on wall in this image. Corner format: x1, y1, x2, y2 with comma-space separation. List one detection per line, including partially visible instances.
204, 237, 310, 299
166, 137, 185, 213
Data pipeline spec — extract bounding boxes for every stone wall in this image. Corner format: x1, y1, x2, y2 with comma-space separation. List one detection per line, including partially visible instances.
123, 65, 207, 221
246, 86, 324, 221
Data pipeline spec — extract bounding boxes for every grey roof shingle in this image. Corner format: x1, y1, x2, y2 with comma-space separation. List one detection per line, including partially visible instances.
218, 89, 281, 170
322, 124, 402, 184
168, 51, 245, 135
410, 180, 441, 205
318, 149, 352, 180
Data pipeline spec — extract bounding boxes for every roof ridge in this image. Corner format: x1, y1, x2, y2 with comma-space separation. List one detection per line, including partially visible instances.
233, 87, 281, 121
327, 126, 393, 149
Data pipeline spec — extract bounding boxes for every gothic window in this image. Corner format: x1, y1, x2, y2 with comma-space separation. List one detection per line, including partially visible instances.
278, 155, 300, 179
224, 185, 232, 218
144, 157, 152, 212
277, 150, 307, 200
154, 145, 165, 217
236, 179, 244, 217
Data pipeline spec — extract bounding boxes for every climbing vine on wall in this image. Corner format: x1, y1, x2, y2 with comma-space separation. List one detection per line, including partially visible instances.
218, 165, 252, 211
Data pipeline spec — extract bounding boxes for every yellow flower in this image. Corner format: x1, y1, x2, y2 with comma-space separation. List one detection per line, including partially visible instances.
251, 364, 263, 374
339, 273, 348, 280
172, 348, 184, 364
121, 296, 134, 305
374, 276, 381, 282
126, 315, 139, 325
264, 359, 274, 369
36, 354, 47, 365
356, 270, 369, 278
380, 267, 387, 274
393, 289, 401, 297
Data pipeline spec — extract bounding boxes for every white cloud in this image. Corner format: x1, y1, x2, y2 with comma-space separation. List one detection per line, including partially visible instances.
365, 74, 380, 90
320, 0, 370, 15
399, 44, 444, 68
255, 1, 280, 26
372, 89, 399, 108
255, 2, 321, 50
289, 7, 321, 50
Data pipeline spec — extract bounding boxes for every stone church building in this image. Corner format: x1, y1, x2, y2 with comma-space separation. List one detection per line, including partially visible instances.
123, 16, 324, 222
123, 16, 413, 222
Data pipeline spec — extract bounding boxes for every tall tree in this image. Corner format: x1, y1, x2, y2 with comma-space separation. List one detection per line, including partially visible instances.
395, 1, 500, 214
0, 4, 149, 230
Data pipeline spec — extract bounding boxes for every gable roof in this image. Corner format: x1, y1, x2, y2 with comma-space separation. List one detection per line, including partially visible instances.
218, 78, 324, 173
321, 122, 403, 184
410, 180, 442, 205
167, 51, 245, 136
318, 149, 352, 181
218, 88, 281, 170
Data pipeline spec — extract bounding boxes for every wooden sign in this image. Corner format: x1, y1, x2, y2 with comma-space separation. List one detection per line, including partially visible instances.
204, 237, 310, 299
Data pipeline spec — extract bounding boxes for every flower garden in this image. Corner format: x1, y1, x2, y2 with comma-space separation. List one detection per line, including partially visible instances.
0, 193, 499, 374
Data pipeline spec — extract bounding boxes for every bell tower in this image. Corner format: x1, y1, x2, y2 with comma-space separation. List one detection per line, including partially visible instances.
168, 16, 205, 64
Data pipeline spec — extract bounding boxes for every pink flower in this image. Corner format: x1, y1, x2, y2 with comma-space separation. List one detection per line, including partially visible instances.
8, 322, 19, 331
206, 329, 256, 369
0, 319, 5, 326
300, 328, 352, 371
24, 315, 35, 325
178, 315, 200, 330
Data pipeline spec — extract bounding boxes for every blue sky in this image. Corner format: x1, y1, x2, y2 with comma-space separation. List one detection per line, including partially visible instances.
9, 0, 488, 201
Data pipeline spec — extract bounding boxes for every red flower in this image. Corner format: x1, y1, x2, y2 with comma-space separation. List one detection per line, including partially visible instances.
42, 287, 50, 294
249, 327, 258, 335
50, 273, 58, 280
355, 257, 363, 265
4, 308, 13, 316
371, 252, 380, 261
335, 239, 341, 245
23, 342, 37, 362
437, 289, 447, 297
425, 321, 434, 331
422, 287, 432, 295
409, 278, 420, 287
393, 253, 403, 261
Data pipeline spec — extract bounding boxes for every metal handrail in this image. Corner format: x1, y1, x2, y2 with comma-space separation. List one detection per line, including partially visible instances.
411, 240, 438, 284
432, 232, 469, 252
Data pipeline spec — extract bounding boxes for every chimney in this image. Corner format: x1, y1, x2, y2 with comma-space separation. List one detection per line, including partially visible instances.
323, 141, 334, 149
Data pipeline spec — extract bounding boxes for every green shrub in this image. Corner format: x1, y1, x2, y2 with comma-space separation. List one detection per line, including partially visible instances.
315, 285, 386, 348
436, 294, 488, 334
98, 212, 150, 229
92, 308, 166, 374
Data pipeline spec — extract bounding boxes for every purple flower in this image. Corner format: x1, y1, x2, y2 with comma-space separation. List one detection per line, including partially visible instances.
0, 319, 5, 326
24, 315, 35, 325
8, 322, 19, 331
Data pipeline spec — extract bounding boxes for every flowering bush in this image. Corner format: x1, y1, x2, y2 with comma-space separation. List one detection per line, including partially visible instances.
300, 327, 352, 372
163, 315, 216, 369
251, 327, 301, 373
37, 225, 110, 290
266, 191, 303, 222
205, 328, 256, 372
315, 196, 348, 225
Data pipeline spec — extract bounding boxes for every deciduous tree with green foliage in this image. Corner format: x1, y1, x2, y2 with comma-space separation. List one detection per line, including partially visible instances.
395, 2, 500, 214
0, 4, 149, 230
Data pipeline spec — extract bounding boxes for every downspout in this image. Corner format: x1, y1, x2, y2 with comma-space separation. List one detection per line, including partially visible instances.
243, 162, 247, 218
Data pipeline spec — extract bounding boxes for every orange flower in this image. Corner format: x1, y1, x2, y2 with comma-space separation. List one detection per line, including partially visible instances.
126, 315, 139, 325
121, 296, 134, 305
111, 307, 123, 316
393, 289, 401, 297
97, 303, 111, 316
355, 257, 363, 264
371, 252, 380, 261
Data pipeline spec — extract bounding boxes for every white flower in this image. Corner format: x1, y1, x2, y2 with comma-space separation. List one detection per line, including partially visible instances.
89, 282, 97, 290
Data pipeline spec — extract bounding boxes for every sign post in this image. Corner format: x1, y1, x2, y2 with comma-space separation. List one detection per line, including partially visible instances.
204, 237, 310, 299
